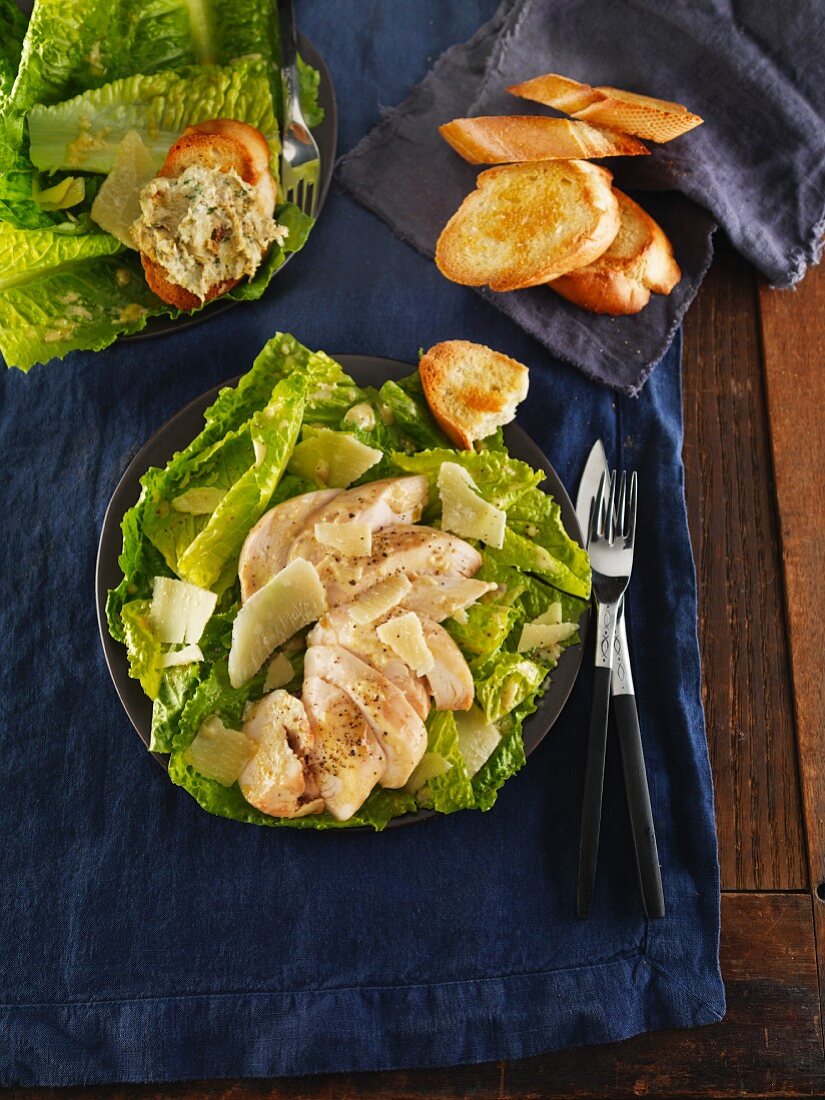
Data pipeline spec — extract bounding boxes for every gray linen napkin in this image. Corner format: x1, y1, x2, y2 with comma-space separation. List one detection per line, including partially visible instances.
339, 0, 825, 394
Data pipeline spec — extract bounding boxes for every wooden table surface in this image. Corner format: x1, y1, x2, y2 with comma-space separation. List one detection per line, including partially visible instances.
10, 239, 825, 1098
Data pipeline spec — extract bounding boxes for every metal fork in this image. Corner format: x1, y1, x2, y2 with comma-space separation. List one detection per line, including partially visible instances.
577, 469, 638, 918
278, 0, 320, 216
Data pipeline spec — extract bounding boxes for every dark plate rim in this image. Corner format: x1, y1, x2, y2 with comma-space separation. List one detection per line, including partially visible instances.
95, 354, 589, 828
122, 32, 337, 342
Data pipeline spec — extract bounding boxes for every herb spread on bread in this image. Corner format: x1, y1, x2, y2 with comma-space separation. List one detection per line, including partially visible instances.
132, 164, 285, 303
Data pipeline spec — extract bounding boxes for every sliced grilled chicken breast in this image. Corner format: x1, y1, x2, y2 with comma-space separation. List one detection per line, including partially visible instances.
308, 602, 430, 720
302, 676, 386, 821
238, 488, 341, 602
318, 525, 484, 607
420, 619, 475, 710
401, 575, 498, 622
238, 690, 325, 817
288, 475, 429, 567
304, 645, 427, 788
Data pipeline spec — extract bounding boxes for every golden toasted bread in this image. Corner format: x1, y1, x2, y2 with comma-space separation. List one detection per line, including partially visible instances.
419, 340, 529, 449
507, 73, 703, 143
548, 189, 681, 314
139, 118, 277, 310
439, 115, 648, 164
435, 160, 620, 293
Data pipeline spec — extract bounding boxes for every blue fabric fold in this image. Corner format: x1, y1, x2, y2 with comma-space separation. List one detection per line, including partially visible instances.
0, 0, 723, 1083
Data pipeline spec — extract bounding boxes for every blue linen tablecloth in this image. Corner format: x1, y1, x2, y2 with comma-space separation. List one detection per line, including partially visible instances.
0, 0, 724, 1084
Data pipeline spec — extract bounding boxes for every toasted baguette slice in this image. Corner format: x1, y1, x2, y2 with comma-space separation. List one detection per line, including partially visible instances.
548, 189, 680, 314
419, 341, 529, 449
439, 116, 648, 164
435, 160, 620, 293
140, 118, 276, 310
508, 73, 703, 143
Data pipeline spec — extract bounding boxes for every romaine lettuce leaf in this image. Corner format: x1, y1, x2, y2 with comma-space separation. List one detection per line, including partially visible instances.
0, 217, 123, 287
0, 0, 26, 103
444, 599, 516, 658
416, 711, 475, 813
150, 663, 202, 752
484, 527, 590, 600
473, 652, 547, 723
176, 373, 306, 590
121, 598, 164, 699
28, 60, 279, 174
0, 251, 165, 371
391, 447, 542, 510
507, 486, 591, 597
378, 377, 450, 451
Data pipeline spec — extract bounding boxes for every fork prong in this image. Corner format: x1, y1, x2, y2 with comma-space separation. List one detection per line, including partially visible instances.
626, 471, 638, 547
590, 473, 608, 542
606, 471, 618, 543
617, 471, 628, 538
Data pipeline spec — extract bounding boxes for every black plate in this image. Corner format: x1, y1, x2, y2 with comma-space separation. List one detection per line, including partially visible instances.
95, 355, 589, 824
124, 32, 337, 341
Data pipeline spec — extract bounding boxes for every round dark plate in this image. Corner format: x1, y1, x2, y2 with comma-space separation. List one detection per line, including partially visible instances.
95, 355, 589, 825
124, 33, 337, 341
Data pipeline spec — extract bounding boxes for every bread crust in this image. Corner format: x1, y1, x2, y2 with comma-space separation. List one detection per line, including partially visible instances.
439, 116, 648, 164
549, 189, 680, 314
138, 118, 277, 309
507, 73, 703, 143
419, 340, 529, 449
436, 160, 621, 293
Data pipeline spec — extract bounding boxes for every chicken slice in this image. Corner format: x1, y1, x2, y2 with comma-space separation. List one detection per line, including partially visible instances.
419, 619, 475, 711
308, 603, 430, 719
304, 644, 427, 788
317, 525, 484, 608
401, 575, 498, 623
288, 475, 429, 566
238, 488, 341, 602
302, 677, 386, 821
238, 690, 325, 817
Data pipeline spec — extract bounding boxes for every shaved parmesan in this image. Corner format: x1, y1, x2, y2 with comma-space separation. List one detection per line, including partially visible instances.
437, 462, 506, 548
149, 576, 217, 644
404, 751, 452, 794
228, 559, 327, 688
532, 601, 563, 626
287, 429, 382, 488
349, 575, 412, 625
161, 643, 204, 667
171, 487, 226, 514
517, 621, 577, 655
314, 521, 373, 557
376, 611, 435, 675
184, 716, 257, 786
264, 652, 294, 691
454, 706, 501, 777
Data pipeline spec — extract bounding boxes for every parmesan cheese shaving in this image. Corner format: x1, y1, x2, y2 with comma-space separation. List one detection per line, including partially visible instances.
348, 575, 413, 625
184, 716, 256, 787
454, 706, 501, 777
437, 461, 506, 548
264, 652, 294, 691
149, 576, 217, 644
161, 643, 204, 667
228, 559, 327, 688
376, 611, 435, 676
314, 521, 373, 557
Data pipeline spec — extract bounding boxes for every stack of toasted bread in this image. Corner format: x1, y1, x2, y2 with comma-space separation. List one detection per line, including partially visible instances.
435, 73, 702, 316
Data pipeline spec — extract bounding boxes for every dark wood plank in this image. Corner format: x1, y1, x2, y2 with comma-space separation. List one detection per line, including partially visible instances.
681, 236, 806, 891
8, 895, 821, 1099
759, 262, 825, 1019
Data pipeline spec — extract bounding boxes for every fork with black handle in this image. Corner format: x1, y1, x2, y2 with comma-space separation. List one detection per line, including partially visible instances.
577, 470, 637, 918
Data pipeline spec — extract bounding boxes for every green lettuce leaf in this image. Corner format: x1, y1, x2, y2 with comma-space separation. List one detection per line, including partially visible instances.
28, 60, 279, 173
416, 711, 475, 813
0, 0, 26, 103
473, 652, 548, 723
150, 663, 202, 752
176, 373, 306, 589
507, 486, 591, 597
121, 598, 164, 699
391, 447, 542, 509
378, 376, 450, 451
444, 599, 516, 658
0, 251, 165, 371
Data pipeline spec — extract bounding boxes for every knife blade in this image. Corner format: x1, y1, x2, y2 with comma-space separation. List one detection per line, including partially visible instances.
575, 441, 664, 918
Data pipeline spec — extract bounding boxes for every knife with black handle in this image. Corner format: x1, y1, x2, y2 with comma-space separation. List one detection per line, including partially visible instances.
612, 604, 665, 918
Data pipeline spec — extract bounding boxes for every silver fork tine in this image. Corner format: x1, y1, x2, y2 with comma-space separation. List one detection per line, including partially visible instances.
617, 472, 628, 538
591, 473, 608, 542
606, 471, 618, 544
626, 471, 638, 547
